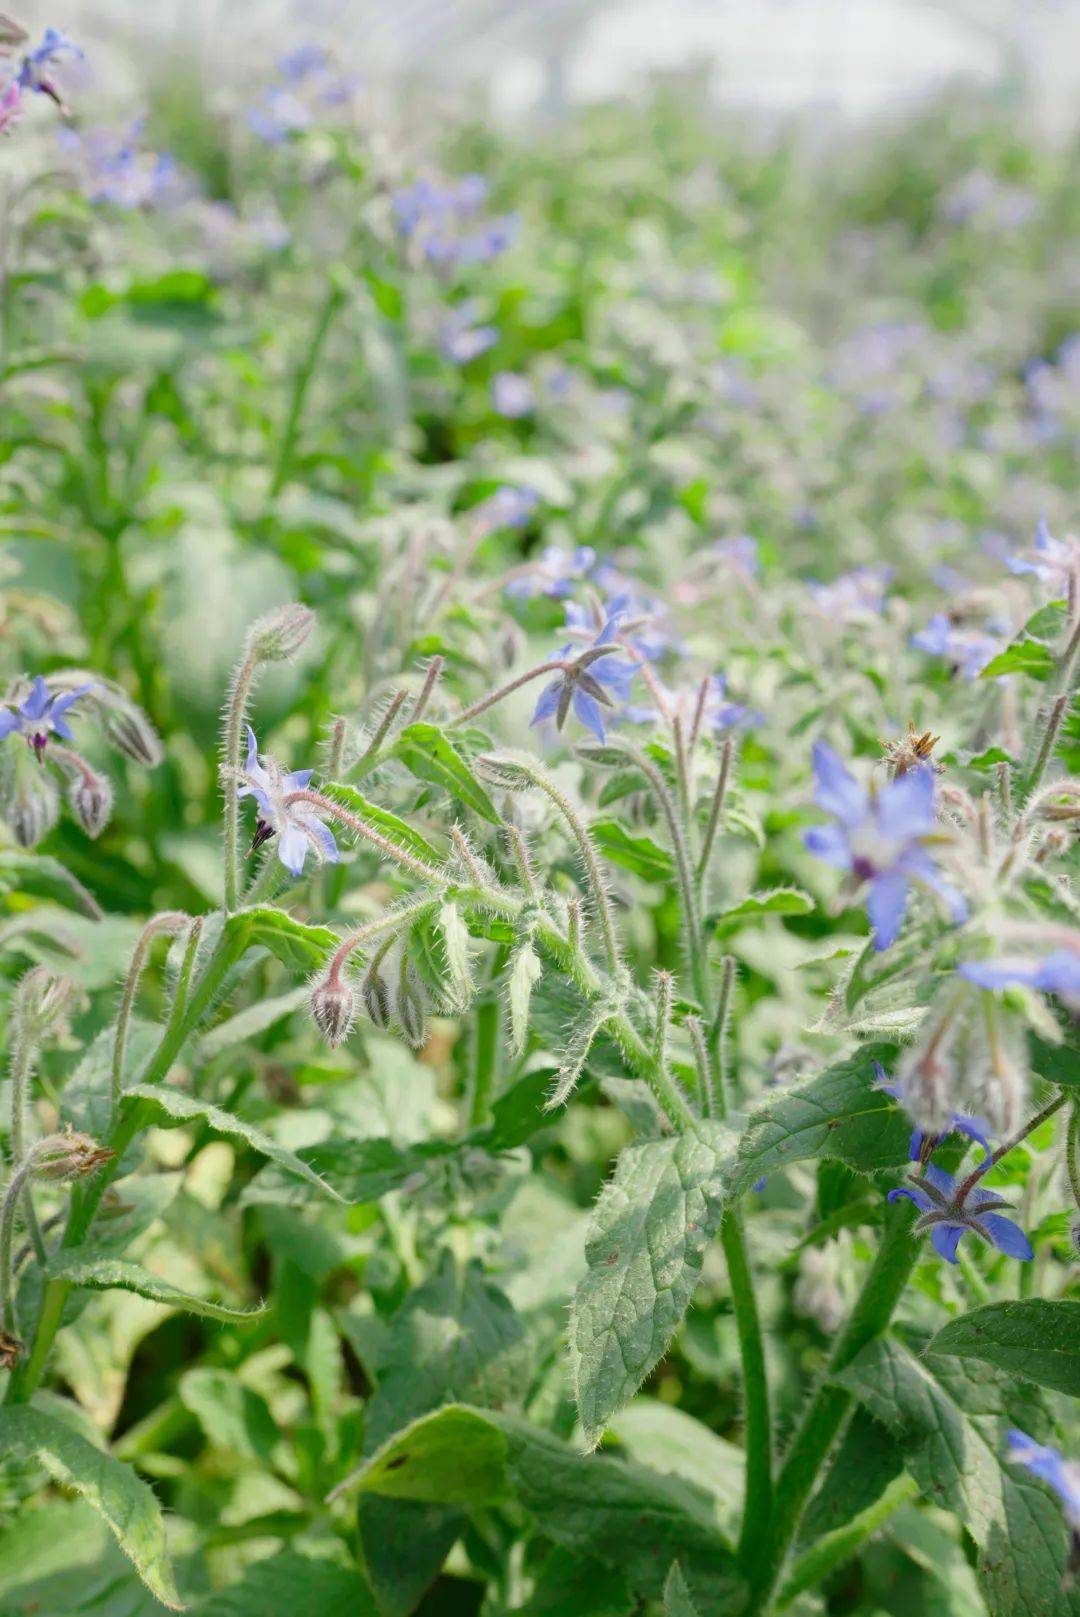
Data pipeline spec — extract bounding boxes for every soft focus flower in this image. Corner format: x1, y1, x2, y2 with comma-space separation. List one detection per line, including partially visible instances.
627, 672, 761, 733
392, 174, 518, 268
248, 85, 312, 145
804, 742, 965, 949
1006, 516, 1080, 593
873, 1060, 991, 1163
492, 371, 534, 418
470, 486, 538, 535
712, 535, 760, 579
911, 613, 1001, 679
1007, 1433, 1080, 1530
888, 1161, 1032, 1264
440, 301, 497, 363
808, 567, 891, 621
0, 80, 22, 135
237, 727, 338, 876
961, 951, 1080, 1016
16, 27, 81, 112
504, 544, 595, 600
0, 675, 94, 760
531, 615, 637, 742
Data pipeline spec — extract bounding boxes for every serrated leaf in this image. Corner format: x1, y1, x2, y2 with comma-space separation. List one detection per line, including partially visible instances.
46, 1255, 265, 1324
930, 1300, 1080, 1395
0, 1405, 180, 1608
726, 1043, 908, 1197
834, 1338, 1078, 1617
589, 820, 674, 883
394, 722, 501, 824
122, 1085, 344, 1201
570, 1122, 732, 1447
711, 887, 814, 937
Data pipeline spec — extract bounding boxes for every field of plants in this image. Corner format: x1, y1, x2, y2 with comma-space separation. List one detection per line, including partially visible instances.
0, 18, 1079, 1617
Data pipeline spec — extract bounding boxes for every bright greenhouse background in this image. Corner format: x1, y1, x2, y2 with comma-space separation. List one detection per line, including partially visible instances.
2, 3, 1080, 1617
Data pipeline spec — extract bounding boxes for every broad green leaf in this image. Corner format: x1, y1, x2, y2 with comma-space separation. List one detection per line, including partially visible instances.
393, 722, 501, 824
241, 1134, 460, 1207
0, 850, 102, 917
197, 1549, 377, 1616
225, 905, 338, 972
322, 781, 444, 864
664, 1563, 701, 1617
798, 1405, 904, 1546
1030, 1031, 1080, 1089
0, 1498, 164, 1617
608, 1400, 744, 1531
980, 638, 1056, 681
835, 1338, 1079, 1617
46, 1255, 265, 1324
1023, 599, 1068, 643
0, 1405, 180, 1608
570, 1122, 731, 1447
726, 1043, 908, 1197
122, 1085, 344, 1201
519, 1547, 634, 1616
589, 819, 674, 883
930, 1300, 1080, 1395
341, 1404, 742, 1609
711, 887, 814, 937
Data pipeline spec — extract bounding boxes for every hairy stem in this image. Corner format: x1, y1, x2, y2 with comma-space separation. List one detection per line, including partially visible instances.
698, 737, 734, 879
222, 649, 260, 914
111, 912, 188, 1118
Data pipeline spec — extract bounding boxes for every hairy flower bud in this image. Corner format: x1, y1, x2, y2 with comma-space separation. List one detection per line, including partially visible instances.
2, 750, 59, 847
361, 964, 392, 1030
32, 1129, 113, 1180
246, 603, 315, 665
310, 972, 356, 1048
102, 703, 164, 767
396, 963, 428, 1050
68, 767, 113, 838
14, 967, 73, 1043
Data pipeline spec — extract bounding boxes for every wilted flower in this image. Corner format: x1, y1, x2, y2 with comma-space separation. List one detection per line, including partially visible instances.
803, 743, 966, 949
237, 727, 338, 877
0, 675, 94, 760
531, 615, 637, 743
911, 614, 1000, 679
32, 1128, 113, 1180
888, 1161, 1032, 1264
961, 951, 1080, 1016
881, 722, 942, 778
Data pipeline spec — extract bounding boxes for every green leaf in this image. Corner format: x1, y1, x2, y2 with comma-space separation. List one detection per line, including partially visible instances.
570, 1122, 731, 1447
226, 906, 338, 972
0, 850, 103, 918
197, 1549, 377, 1616
1023, 599, 1068, 642
0, 1404, 180, 1608
519, 1548, 634, 1616
323, 782, 444, 864
930, 1300, 1080, 1396
664, 1563, 701, 1617
199, 986, 309, 1057
179, 1367, 279, 1463
727, 1043, 908, 1197
834, 1338, 1077, 1617
242, 1134, 460, 1207
46, 1255, 265, 1324
122, 1084, 345, 1201
340, 1404, 742, 1610
589, 820, 674, 883
393, 722, 501, 824
798, 1406, 904, 1546
711, 887, 814, 937
980, 638, 1056, 682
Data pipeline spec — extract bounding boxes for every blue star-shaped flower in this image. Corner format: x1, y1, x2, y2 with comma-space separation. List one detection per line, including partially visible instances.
0, 676, 94, 760
531, 615, 636, 743
803, 742, 966, 950
961, 951, 1080, 1017
888, 1161, 1032, 1264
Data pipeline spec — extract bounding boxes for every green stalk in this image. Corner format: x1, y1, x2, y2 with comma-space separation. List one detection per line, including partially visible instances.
775, 1473, 919, 1610
724, 1208, 772, 1563
747, 1199, 920, 1609
469, 996, 500, 1128
270, 280, 346, 497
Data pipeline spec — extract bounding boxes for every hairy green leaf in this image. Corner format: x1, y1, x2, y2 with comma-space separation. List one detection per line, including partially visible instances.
589, 819, 675, 883
46, 1255, 265, 1324
931, 1300, 1080, 1395
393, 722, 501, 824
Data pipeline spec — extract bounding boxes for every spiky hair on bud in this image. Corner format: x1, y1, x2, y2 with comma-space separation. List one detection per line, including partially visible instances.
67, 766, 113, 839
309, 971, 357, 1048
3, 757, 59, 847
43, 670, 164, 767
31, 1128, 113, 1180
13, 966, 74, 1042
245, 603, 316, 665
395, 959, 429, 1051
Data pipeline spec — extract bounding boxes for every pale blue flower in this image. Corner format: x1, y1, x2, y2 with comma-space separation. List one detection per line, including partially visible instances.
911, 613, 1001, 679
238, 727, 337, 876
492, 372, 534, 418
0, 676, 94, 760
1007, 1433, 1080, 1529
531, 616, 636, 743
961, 951, 1080, 1016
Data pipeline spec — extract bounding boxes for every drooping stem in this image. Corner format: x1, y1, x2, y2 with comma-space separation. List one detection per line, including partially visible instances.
111, 912, 188, 1119
283, 788, 446, 884
447, 660, 576, 729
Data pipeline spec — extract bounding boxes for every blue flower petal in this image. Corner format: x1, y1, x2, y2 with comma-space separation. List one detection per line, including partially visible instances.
876, 765, 935, 841
867, 870, 909, 950
572, 688, 606, 741
803, 824, 853, 869
930, 1223, 965, 1264
530, 678, 563, 728
981, 1213, 1034, 1261
811, 741, 866, 824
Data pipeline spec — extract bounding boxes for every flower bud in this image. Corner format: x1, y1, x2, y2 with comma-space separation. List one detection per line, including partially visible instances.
246, 603, 316, 665
361, 964, 392, 1029
68, 768, 113, 838
14, 967, 73, 1042
310, 972, 356, 1048
32, 1130, 113, 1180
396, 963, 428, 1050
475, 752, 534, 791
102, 703, 164, 767
2, 752, 59, 848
